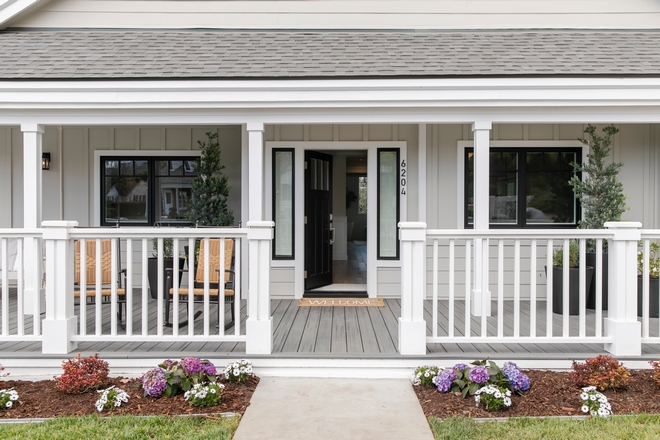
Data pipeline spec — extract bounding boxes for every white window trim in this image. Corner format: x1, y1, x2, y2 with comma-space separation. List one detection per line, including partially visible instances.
93, 149, 201, 227
456, 140, 586, 229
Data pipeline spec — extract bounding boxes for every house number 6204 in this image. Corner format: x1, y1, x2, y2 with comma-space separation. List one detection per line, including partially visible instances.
400, 159, 407, 195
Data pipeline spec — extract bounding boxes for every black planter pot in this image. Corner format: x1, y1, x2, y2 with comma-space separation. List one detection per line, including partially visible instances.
147, 258, 185, 299
552, 266, 594, 315
637, 278, 660, 318
586, 252, 608, 311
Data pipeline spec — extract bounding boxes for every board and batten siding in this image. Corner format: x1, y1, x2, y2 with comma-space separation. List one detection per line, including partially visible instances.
11, 0, 660, 30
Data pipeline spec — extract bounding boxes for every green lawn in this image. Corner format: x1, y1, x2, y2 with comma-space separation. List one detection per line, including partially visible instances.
0, 414, 240, 440
430, 414, 660, 440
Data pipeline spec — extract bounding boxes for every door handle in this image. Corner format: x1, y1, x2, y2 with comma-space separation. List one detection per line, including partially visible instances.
329, 227, 335, 245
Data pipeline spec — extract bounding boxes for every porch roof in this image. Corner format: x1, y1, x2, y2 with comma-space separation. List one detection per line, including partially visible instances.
1, 30, 660, 80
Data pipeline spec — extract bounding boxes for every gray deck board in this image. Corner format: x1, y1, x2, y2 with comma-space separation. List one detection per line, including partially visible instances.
345, 307, 363, 353
356, 307, 380, 353
315, 306, 334, 353
330, 307, 347, 354
298, 306, 322, 353
367, 307, 397, 354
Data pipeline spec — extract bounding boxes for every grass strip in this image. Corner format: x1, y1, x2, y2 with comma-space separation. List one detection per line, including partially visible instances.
0, 414, 240, 440
430, 414, 660, 440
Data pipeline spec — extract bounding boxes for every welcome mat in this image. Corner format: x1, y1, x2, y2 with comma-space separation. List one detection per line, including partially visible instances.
299, 297, 384, 307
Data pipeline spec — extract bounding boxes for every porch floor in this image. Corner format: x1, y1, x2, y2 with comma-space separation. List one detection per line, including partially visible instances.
2, 289, 660, 360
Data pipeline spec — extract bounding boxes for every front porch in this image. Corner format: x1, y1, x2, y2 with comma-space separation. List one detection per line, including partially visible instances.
2, 221, 660, 370
2, 293, 660, 360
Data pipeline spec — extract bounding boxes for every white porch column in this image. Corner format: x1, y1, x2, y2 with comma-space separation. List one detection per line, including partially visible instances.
604, 222, 642, 356
41, 220, 78, 354
247, 123, 265, 222
21, 123, 45, 315
398, 222, 427, 355
471, 121, 491, 317
246, 220, 274, 354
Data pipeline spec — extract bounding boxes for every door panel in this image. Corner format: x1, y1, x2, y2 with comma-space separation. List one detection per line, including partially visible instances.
305, 151, 333, 290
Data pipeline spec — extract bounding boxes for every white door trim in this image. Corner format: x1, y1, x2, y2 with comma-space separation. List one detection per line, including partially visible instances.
266, 141, 407, 299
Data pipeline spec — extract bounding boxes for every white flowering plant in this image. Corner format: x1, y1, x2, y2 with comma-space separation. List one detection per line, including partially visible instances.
224, 360, 253, 383
412, 365, 440, 387
0, 389, 19, 410
184, 382, 225, 407
95, 386, 129, 412
474, 385, 512, 411
580, 386, 612, 417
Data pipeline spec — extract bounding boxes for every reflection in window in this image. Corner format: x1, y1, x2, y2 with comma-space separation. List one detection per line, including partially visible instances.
102, 157, 198, 226
273, 149, 294, 259
465, 148, 579, 228
358, 176, 368, 214
378, 149, 399, 259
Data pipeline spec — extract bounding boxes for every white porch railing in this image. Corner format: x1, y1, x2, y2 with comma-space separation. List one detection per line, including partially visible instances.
399, 222, 645, 357
0, 221, 274, 354
640, 230, 660, 344
0, 230, 42, 341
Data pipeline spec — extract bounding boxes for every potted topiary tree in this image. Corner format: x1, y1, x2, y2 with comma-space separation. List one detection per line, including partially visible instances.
568, 124, 627, 310
186, 131, 234, 227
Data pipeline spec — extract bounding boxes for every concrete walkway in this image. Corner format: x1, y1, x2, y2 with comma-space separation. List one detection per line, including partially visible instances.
233, 377, 434, 440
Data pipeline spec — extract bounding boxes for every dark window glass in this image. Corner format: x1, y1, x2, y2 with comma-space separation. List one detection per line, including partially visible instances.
102, 157, 198, 226
465, 148, 580, 228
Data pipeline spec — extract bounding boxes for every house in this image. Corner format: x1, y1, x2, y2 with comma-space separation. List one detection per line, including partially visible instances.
1, 0, 660, 376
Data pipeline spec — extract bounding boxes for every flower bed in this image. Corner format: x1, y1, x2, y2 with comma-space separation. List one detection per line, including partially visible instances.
0, 356, 259, 419
414, 368, 660, 419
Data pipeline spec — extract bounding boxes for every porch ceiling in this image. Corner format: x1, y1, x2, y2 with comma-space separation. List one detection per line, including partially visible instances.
1, 30, 660, 80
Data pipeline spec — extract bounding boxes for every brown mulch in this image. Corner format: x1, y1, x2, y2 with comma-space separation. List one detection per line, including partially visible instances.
415, 370, 660, 418
0, 376, 259, 419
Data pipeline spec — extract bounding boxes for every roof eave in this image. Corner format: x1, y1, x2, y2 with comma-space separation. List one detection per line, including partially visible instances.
0, 0, 50, 30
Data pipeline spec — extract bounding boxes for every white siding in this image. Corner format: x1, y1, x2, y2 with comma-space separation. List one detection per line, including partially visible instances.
11, 0, 660, 30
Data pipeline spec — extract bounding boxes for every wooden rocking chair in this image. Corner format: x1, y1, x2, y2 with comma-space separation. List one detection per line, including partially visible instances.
165, 238, 235, 330
74, 239, 127, 328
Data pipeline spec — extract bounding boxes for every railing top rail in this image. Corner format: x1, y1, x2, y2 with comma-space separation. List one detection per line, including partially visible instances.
425, 228, 614, 239
0, 229, 43, 238
640, 230, 660, 238
70, 227, 249, 239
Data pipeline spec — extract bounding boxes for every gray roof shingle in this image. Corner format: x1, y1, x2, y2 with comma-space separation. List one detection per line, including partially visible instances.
1, 30, 659, 79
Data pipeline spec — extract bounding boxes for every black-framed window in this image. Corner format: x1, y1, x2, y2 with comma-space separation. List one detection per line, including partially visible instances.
272, 149, 295, 259
465, 147, 580, 228
102, 156, 198, 226
377, 148, 400, 259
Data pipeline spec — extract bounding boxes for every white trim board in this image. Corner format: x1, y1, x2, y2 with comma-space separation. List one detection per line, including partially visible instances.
3, 78, 660, 125
266, 141, 406, 299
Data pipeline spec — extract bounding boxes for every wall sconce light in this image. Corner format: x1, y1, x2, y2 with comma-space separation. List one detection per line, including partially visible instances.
42, 152, 51, 171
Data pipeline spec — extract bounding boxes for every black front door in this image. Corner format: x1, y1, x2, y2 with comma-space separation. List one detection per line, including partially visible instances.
305, 151, 333, 290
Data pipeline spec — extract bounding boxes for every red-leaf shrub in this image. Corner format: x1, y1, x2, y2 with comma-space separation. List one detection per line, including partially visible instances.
570, 355, 630, 391
55, 353, 109, 394
649, 359, 660, 386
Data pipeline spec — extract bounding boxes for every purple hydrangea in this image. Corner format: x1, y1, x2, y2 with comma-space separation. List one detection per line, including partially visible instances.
453, 363, 468, 372
468, 365, 490, 384
200, 362, 217, 376
508, 370, 531, 392
180, 357, 202, 376
142, 367, 166, 397
161, 359, 175, 369
502, 362, 520, 377
433, 369, 457, 393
